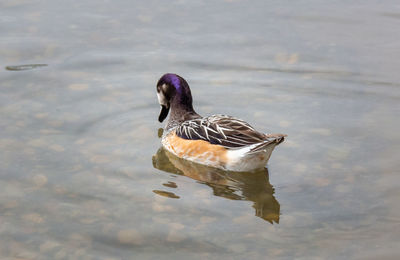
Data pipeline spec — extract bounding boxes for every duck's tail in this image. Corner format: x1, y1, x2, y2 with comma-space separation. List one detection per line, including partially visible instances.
246, 134, 286, 155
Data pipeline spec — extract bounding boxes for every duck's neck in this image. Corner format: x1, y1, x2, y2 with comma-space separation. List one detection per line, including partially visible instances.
166, 95, 200, 130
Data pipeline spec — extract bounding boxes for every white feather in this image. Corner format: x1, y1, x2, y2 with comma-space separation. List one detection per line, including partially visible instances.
225, 142, 277, 171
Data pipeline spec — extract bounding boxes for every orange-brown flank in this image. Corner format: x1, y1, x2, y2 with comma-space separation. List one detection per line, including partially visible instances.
163, 132, 228, 167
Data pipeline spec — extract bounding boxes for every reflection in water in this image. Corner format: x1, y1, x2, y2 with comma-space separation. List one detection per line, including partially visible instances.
153, 189, 180, 199
152, 146, 280, 224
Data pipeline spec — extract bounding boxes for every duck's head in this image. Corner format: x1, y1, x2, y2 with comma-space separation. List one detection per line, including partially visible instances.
156, 73, 194, 122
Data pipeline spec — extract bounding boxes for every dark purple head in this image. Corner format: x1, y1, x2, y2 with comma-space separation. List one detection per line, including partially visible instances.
156, 73, 194, 122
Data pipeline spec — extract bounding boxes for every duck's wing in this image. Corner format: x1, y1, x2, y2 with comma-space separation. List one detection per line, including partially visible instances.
176, 115, 273, 149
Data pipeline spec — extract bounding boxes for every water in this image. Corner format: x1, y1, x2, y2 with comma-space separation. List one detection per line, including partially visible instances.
1, 0, 399, 259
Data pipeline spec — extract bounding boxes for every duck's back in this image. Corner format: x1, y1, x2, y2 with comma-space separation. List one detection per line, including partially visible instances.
162, 115, 285, 171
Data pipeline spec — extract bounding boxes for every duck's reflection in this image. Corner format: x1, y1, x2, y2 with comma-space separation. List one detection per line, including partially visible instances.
152, 147, 280, 224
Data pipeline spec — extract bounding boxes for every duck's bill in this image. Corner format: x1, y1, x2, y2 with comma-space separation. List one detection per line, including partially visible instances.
158, 105, 169, 122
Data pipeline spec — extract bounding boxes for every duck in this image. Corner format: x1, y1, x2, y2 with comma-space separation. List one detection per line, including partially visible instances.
156, 73, 286, 172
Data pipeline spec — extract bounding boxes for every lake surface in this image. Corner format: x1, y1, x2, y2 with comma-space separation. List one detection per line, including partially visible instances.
1, 0, 400, 259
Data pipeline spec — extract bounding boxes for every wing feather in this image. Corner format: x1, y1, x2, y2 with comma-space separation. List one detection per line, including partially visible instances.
176, 115, 269, 149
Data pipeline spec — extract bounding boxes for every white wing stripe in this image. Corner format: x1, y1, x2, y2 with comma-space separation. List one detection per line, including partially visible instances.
176, 115, 268, 149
